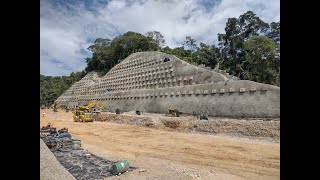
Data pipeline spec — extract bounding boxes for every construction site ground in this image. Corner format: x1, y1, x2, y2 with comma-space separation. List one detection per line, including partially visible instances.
40, 109, 280, 180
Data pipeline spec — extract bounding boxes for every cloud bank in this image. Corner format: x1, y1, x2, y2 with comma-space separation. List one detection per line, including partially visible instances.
40, 0, 280, 76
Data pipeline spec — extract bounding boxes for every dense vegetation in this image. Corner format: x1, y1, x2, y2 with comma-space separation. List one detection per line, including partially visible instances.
40, 71, 86, 106
40, 11, 280, 106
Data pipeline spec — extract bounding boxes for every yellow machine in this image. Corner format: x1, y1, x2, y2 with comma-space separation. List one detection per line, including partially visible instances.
73, 109, 94, 122
80, 101, 103, 113
72, 102, 103, 122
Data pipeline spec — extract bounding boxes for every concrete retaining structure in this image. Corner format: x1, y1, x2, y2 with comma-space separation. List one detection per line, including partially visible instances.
56, 51, 280, 118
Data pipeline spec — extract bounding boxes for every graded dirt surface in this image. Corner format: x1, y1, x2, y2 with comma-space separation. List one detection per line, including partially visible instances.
40, 109, 280, 180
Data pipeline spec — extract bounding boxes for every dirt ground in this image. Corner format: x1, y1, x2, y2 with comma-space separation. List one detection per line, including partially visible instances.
40, 109, 280, 180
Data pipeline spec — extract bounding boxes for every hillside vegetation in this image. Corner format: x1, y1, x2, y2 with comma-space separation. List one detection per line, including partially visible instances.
40, 11, 280, 106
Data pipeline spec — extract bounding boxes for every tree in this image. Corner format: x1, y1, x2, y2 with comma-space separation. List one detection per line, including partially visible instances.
242, 36, 279, 85
267, 21, 280, 58
239, 11, 270, 40
192, 42, 219, 67
218, 17, 242, 75
267, 22, 280, 45
267, 21, 280, 85
146, 31, 166, 47
85, 31, 160, 74
40, 71, 86, 106
218, 11, 271, 78
87, 38, 111, 52
184, 36, 197, 61
184, 36, 197, 52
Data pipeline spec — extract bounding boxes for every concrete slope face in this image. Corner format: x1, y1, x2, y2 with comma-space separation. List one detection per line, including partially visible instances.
56, 51, 280, 118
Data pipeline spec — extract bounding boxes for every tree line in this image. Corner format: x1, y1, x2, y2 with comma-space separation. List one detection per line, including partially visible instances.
40, 72, 86, 107
40, 11, 280, 106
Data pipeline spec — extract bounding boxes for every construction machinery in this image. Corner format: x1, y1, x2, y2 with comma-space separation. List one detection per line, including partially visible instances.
168, 109, 180, 117
51, 102, 59, 112
115, 109, 121, 114
73, 109, 94, 122
79, 101, 103, 113
72, 102, 103, 122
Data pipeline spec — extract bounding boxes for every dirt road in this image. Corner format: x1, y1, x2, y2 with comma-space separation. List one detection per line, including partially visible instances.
40, 109, 280, 180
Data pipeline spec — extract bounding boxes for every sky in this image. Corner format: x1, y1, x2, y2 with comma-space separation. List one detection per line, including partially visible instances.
40, 0, 280, 76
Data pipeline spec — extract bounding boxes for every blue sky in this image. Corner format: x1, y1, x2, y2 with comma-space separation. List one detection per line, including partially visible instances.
40, 0, 280, 76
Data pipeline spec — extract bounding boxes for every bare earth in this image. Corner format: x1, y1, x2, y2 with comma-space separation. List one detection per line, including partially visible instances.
40, 109, 280, 180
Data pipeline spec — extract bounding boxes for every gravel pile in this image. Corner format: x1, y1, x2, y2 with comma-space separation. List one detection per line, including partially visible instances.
40, 139, 76, 180
193, 118, 280, 142
94, 113, 280, 142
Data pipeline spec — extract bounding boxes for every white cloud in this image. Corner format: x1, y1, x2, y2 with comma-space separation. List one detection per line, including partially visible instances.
40, 0, 279, 76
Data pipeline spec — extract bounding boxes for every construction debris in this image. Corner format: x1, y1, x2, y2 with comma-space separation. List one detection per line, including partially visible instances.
40, 124, 76, 150
40, 124, 135, 179
168, 109, 180, 117
110, 160, 130, 175
198, 114, 208, 120
139, 169, 147, 173
115, 109, 121, 114
53, 148, 114, 179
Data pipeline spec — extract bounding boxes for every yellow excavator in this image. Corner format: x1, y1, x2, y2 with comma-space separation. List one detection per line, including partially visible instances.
80, 101, 103, 113
72, 102, 103, 122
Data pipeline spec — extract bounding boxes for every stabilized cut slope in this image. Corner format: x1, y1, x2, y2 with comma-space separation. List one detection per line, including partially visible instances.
57, 51, 280, 118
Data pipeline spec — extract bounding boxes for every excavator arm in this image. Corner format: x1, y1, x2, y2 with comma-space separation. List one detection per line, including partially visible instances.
79, 101, 104, 113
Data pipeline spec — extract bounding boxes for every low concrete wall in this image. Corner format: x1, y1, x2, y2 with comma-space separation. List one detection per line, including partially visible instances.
101, 80, 279, 118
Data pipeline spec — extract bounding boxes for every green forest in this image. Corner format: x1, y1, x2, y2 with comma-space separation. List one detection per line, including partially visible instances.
40, 11, 280, 106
